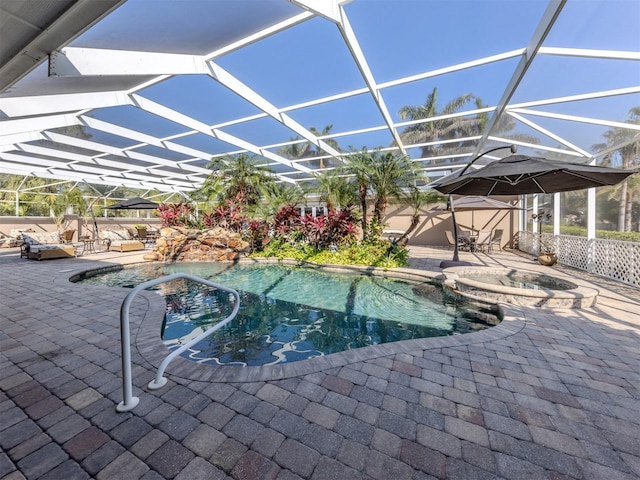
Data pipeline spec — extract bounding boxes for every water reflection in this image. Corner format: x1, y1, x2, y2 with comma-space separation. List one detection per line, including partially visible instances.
77, 263, 499, 366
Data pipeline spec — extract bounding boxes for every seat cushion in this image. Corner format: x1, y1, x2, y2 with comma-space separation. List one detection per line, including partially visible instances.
102, 229, 132, 241
22, 231, 61, 245
109, 239, 143, 247
29, 244, 73, 253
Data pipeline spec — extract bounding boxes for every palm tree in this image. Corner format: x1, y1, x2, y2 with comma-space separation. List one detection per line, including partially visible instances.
41, 184, 88, 230
367, 150, 417, 225
395, 185, 445, 246
344, 148, 418, 239
399, 88, 540, 162
310, 169, 356, 212
344, 148, 373, 237
398, 87, 482, 158
255, 183, 305, 219
592, 107, 640, 232
277, 125, 341, 169
199, 153, 275, 206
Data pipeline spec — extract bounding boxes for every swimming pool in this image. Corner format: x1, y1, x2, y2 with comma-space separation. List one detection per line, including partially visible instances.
76, 262, 499, 366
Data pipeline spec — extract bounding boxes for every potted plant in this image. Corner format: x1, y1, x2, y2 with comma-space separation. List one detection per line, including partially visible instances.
532, 209, 557, 266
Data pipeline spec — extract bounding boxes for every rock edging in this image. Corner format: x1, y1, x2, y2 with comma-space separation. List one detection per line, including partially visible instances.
143, 227, 250, 262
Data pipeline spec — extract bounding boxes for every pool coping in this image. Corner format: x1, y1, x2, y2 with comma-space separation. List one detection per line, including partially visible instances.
62, 258, 528, 384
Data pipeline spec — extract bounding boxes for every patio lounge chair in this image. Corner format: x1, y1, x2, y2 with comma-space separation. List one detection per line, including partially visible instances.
2, 228, 33, 248
21, 231, 76, 260
102, 229, 145, 252
0, 233, 18, 248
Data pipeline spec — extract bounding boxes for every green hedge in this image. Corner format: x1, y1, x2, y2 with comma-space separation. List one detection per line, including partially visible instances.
555, 225, 640, 242
250, 239, 408, 269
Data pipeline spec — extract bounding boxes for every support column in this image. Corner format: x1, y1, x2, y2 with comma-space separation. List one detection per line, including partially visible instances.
587, 187, 596, 273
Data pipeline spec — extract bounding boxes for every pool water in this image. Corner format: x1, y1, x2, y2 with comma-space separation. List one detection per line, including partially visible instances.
76, 263, 499, 366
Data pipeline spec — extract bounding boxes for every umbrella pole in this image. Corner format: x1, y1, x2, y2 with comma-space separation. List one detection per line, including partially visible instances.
451, 196, 460, 262
440, 145, 517, 269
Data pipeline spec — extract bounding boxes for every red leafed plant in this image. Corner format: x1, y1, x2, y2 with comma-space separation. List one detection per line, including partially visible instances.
158, 203, 197, 227
301, 207, 357, 249
272, 204, 302, 237
246, 219, 270, 251
203, 200, 247, 233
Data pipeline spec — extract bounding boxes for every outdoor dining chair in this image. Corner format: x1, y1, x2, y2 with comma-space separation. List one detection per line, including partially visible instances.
474, 230, 493, 253
490, 229, 503, 251
445, 230, 469, 251
62, 229, 76, 243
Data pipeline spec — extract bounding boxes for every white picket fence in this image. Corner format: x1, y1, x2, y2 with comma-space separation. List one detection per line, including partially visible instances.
517, 231, 640, 288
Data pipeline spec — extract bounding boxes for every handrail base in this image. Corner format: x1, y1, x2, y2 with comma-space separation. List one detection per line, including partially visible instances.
116, 397, 139, 412
148, 377, 167, 390
118, 272, 240, 412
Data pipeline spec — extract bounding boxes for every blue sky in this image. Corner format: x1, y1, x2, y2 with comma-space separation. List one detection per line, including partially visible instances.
75, 0, 639, 162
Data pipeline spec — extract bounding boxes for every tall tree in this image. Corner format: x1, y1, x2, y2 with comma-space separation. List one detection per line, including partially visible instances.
345, 148, 418, 233
395, 186, 445, 246
277, 125, 341, 169
370, 151, 418, 225
398, 87, 481, 158
399, 88, 540, 161
592, 107, 640, 232
344, 148, 373, 237
200, 153, 275, 206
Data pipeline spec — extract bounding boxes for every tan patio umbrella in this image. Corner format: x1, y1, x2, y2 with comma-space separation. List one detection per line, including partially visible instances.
449, 195, 520, 234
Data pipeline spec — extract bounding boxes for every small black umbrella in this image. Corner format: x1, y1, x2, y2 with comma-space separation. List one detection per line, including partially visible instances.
106, 197, 159, 209
430, 155, 636, 196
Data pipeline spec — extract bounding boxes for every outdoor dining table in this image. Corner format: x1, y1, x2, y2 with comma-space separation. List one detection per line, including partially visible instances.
459, 234, 477, 252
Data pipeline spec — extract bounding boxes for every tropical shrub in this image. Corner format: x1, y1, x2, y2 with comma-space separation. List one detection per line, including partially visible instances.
362, 215, 384, 244
251, 239, 407, 268
272, 204, 302, 237
300, 208, 358, 249
246, 219, 270, 252
158, 199, 408, 268
203, 200, 246, 232
159, 203, 199, 228
559, 224, 640, 242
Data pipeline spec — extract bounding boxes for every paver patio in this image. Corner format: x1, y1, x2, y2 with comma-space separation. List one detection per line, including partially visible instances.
1, 245, 639, 479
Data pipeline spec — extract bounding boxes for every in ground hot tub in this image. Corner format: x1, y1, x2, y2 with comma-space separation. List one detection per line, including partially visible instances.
441, 267, 598, 308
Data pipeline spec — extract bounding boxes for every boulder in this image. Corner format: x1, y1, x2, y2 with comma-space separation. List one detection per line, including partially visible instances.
152, 226, 249, 262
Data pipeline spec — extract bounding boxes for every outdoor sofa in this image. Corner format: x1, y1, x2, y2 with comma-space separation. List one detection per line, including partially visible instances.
102, 229, 145, 252
0, 234, 18, 248
0, 228, 32, 248
21, 231, 76, 260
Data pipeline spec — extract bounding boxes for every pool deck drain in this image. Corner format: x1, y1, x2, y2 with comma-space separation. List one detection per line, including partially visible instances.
1, 246, 639, 479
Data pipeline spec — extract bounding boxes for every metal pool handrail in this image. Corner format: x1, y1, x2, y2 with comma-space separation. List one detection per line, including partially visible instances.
117, 273, 240, 412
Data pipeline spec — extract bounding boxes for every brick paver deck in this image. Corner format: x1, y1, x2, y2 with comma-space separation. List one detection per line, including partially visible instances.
1, 245, 639, 479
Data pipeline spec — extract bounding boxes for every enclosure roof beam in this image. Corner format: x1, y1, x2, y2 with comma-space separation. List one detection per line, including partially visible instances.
50, 47, 343, 160
471, 0, 567, 158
